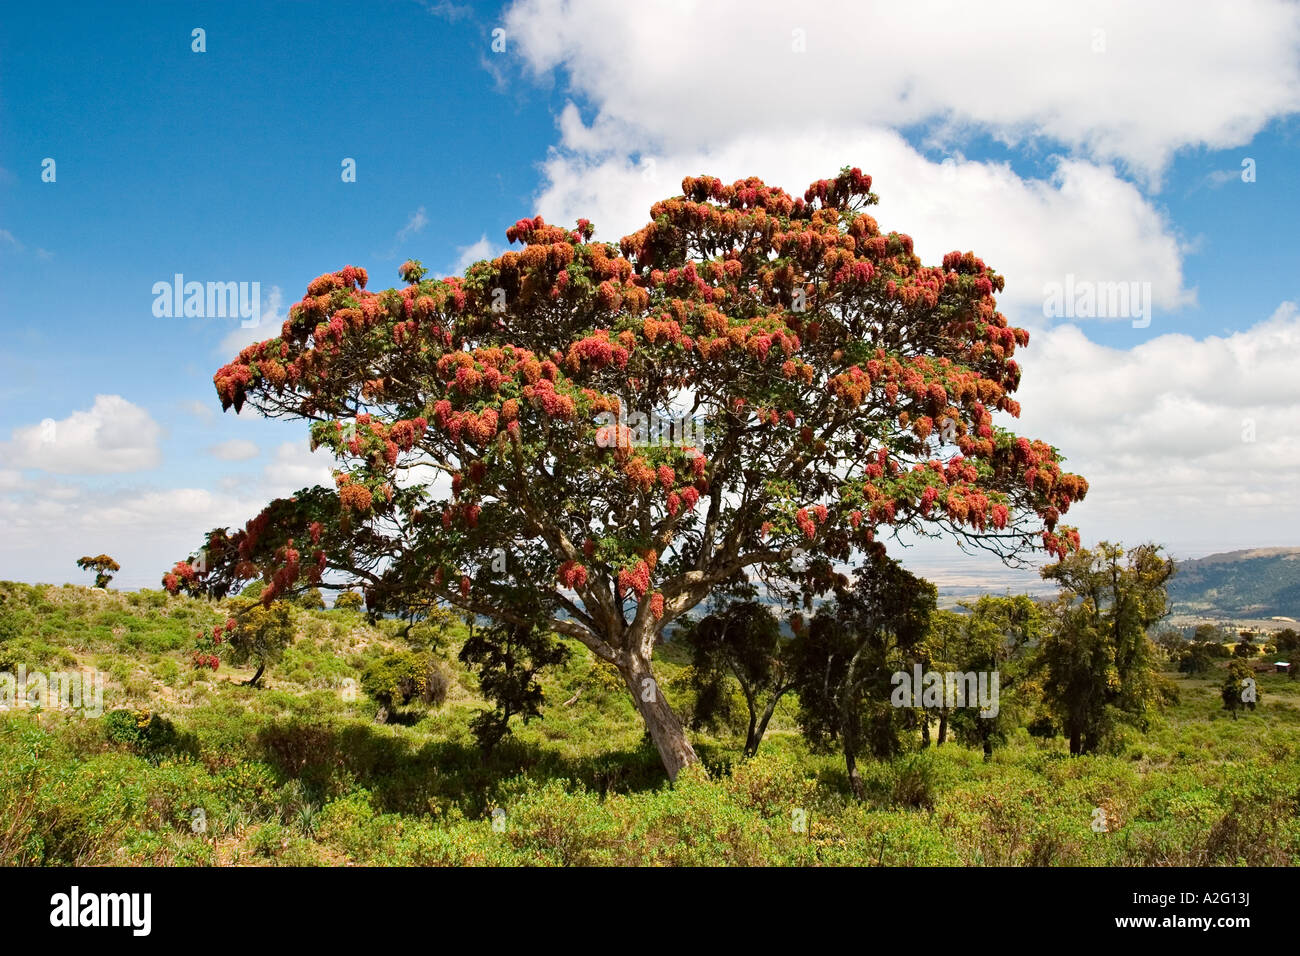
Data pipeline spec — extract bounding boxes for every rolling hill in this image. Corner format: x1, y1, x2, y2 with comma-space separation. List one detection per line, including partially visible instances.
1168, 547, 1300, 619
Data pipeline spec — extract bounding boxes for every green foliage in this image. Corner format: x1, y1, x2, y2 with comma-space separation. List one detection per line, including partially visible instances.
1037, 543, 1175, 755
792, 552, 936, 795
75, 554, 120, 589
225, 600, 297, 685
295, 588, 326, 610
940, 595, 1044, 759
334, 590, 364, 612
1221, 661, 1260, 719
682, 599, 795, 756
102, 708, 193, 759
459, 621, 568, 751
1178, 642, 1217, 675
239, 580, 266, 599
359, 650, 449, 722
4, 579, 1300, 866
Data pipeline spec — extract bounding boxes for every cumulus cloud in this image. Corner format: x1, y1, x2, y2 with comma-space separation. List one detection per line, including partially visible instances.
1005, 302, 1300, 548
504, 0, 1300, 180
1, 395, 162, 474
261, 440, 337, 492
0, 481, 276, 589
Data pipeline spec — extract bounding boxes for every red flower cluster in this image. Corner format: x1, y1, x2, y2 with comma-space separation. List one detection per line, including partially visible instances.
558, 560, 589, 590
617, 560, 651, 600
161, 560, 198, 594
190, 652, 220, 671
522, 380, 576, 421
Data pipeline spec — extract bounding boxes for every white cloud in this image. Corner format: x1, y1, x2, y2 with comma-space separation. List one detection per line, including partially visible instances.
397, 206, 429, 244
1, 395, 162, 475
451, 233, 505, 275
0, 482, 276, 590
0, 438, 341, 589
1005, 302, 1300, 550
180, 399, 216, 422
504, 0, 1300, 180
261, 441, 337, 493
207, 439, 260, 461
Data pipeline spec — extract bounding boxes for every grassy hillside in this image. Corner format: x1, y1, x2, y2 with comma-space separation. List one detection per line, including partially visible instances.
1169, 548, 1300, 619
2, 581, 1299, 866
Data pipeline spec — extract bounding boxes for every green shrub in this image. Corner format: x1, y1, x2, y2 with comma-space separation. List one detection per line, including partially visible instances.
360, 651, 449, 722
334, 591, 364, 612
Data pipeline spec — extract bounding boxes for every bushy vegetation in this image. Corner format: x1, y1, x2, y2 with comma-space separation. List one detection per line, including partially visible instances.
2, 578, 1298, 866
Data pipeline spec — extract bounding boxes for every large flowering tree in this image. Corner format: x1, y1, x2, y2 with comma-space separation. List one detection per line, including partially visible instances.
165, 168, 1086, 779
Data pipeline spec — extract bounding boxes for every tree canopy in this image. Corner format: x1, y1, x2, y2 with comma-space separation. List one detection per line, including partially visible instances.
76, 554, 120, 589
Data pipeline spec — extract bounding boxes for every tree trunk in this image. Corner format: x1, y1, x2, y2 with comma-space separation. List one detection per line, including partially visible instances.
618, 649, 698, 781
982, 737, 993, 762
243, 662, 265, 688
744, 697, 782, 758
1069, 727, 1082, 755
921, 713, 931, 747
937, 711, 948, 745
845, 748, 864, 800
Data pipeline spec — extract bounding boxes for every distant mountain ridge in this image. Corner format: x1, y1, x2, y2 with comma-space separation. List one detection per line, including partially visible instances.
1168, 547, 1300, 618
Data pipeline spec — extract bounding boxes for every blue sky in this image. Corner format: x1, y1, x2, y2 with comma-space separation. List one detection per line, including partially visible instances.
2, 0, 1298, 590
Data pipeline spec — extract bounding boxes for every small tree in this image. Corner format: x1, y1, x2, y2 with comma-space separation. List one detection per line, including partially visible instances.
1193, 623, 1229, 644
76, 554, 120, 589
792, 550, 936, 797
1037, 542, 1175, 755
914, 608, 964, 746
683, 598, 796, 757
1153, 628, 1184, 657
335, 590, 364, 612
223, 601, 296, 687
459, 620, 569, 751
1233, 638, 1258, 659
1178, 642, 1215, 675
1274, 627, 1298, 654
296, 587, 326, 610
1221, 660, 1259, 719
946, 594, 1045, 760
